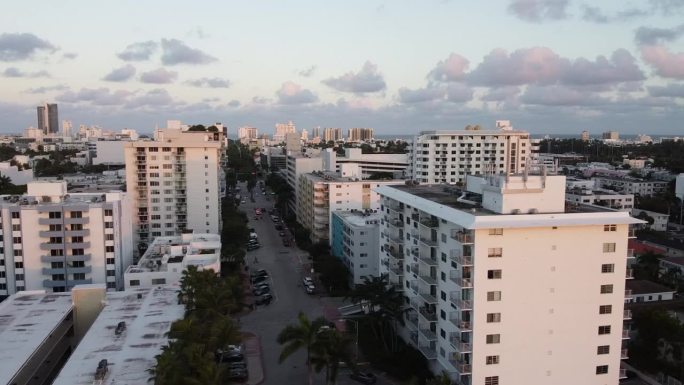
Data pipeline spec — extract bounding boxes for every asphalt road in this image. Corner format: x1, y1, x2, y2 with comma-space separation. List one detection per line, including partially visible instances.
237, 182, 330, 385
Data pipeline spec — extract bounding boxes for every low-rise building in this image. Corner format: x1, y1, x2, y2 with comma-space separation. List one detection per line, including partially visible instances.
631, 208, 669, 232
566, 187, 634, 211
331, 211, 381, 286
592, 176, 668, 197
676, 173, 684, 202
625, 280, 676, 303
124, 231, 220, 288
322, 148, 409, 178
659, 256, 684, 276
92, 140, 127, 165
0, 161, 33, 185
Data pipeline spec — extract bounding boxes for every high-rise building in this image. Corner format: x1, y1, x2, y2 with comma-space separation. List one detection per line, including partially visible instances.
274, 121, 296, 142
37, 103, 59, 135
62, 120, 72, 138
409, 123, 532, 185
376, 171, 639, 384
602, 131, 619, 140
238, 126, 258, 140
124, 128, 224, 257
348, 127, 374, 142
323, 127, 342, 142
0, 181, 134, 296
581, 131, 590, 141
312, 126, 321, 139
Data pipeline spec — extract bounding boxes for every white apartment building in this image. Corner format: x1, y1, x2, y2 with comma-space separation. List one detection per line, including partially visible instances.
238, 126, 258, 141
92, 140, 127, 165
285, 152, 324, 213
124, 128, 224, 257
0, 181, 133, 297
676, 173, 684, 201
322, 148, 409, 178
376, 171, 640, 385
0, 161, 34, 185
274, 121, 296, 142
297, 171, 402, 243
348, 127, 374, 142
566, 187, 634, 211
409, 125, 532, 185
631, 208, 669, 232
592, 176, 668, 197
331, 211, 381, 286
124, 231, 220, 288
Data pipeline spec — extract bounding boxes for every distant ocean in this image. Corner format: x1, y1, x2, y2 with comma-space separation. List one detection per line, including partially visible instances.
374, 134, 675, 141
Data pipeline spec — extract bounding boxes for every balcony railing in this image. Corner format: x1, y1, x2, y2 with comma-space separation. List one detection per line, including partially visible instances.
419, 328, 437, 341
451, 229, 474, 243
449, 314, 472, 331
621, 349, 628, 359
626, 268, 634, 279
418, 344, 437, 360
449, 270, 473, 288
418, 307, 437, 322
622, 329, 630, 339
419, 217, 439, 229
418, 255, 438, 266
449, 294, 473, 310
619, 369, 627, 379
419, 236, 438, 247
449, 338, 472, 353
626, 249, 635, 259
625, 289, 633, 300
623, 309, 632, 320
450, 249, 473, 265
448, 360, 472, 374
419, 291, 438, 304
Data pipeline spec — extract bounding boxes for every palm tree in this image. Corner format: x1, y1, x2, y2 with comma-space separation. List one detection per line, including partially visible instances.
277, 312, 329, 385
311, 329, 356, 385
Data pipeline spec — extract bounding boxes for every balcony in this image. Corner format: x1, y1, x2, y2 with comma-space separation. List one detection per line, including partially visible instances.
418, 273, 437, 286
628, 227, 636, 238
418, 255, 438, 266
626, 249, 635, 259
623, 309, 632, 320
65, 229, 90, 237
448, 359, 472, 375
419, 216, 439, 229
449, 294, 473, 310
449, 337, 472, 353
625, 289, 633, 300
418, 344, 437, 360
387, 201, 403, 213
405, 314, 418, 330
40, 242, 64, 250
38, 217, 63, 225
409, 263, 419, 275
387, 218, 403, 229
621, 349, 628, 359
67, 242, 91, 249
622, 329, 630, 339
449, 315, 472, 331
419, 328, 437, 341
417, 307, 437, 322
42, 267, 66, 275
419, 236, 438, 247
66, 254, 91, 262
39, 230, 63, 238
389, 265, 404, 277
64, 217, 89, 225
43, 279, 66, 288
41, 255, 65, 263
449, 270, 473, 288
67, 278, 93, 287
626, 268, 634, 279
450, 249, 473, 265
419, 291, 438, 304
66, 266, 92, 274
385, 246, 403, 260
619, 369, 627, 379
451, 229, 474, 244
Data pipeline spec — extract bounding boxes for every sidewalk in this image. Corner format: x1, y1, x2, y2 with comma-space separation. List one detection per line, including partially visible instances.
243, 331, 265, 385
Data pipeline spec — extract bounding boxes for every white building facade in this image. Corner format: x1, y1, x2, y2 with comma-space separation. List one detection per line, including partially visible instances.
376, 173, 639, 385
330, 211, 381, 286
322, 148, 409, 178
409, 126, 533, 185
592, 176, 668, 197
124, 128, 224, 257
0, 181, 134, 297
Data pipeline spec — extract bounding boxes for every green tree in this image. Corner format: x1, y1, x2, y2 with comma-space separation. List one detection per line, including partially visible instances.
277, 312, 330, 385
311, 329, 356, 385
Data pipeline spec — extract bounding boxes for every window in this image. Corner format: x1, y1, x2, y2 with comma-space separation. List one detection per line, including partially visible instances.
12, 224, 21, 231
596, 365, 608, 375
13, 237, 22, 244
105, 234, 114, 241
600, 284, 613, 294
488, 270, 502, 279
15, 274, 25, 281
598, 325, 611, 335
599, 305, 612, 314
487, 291, 502, 301
13, 249, 22, 257
49, 224, 62, 231
70, 211, 82, 218
488, 228, 503, 235
106, 246, 115, 253
597, 345, 610, 355
129, 280, 140, 286
487, 313, 501, 323
106, 258, 115, 265
152, 278, 166, 285
105, 209, 113, 216
488, 247, 502, 258
485, 376, 499, 385
603, 243, 616, 253
73, 273, 86, 280
601, 264, 614, 273
107, 282, 117, 289
106, 270, 115, 277
48, 211, 61, 219
15, 261, 23, 269
486, 355, 500, 365
604, 224, 617, 232
11, 211, 20, 219
486, 334, 500, 344
105, 222, 114, 229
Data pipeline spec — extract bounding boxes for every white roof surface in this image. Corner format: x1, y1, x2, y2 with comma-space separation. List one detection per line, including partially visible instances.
53, 286, 184, 385
0, 291, 74, 385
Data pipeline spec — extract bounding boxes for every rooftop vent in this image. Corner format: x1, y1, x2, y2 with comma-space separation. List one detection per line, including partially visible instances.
95, 359, 108, 380
115, 321, 126, 335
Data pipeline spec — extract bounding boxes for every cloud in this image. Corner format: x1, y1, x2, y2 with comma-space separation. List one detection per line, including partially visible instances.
640, 45, 684, 79
581, 6, 609, 23
398, 86, 445, 103
117, 41, 158, 61
2, 67, 50, 78
0, 33, 56, 61
481, 86, 521, 101
186, 27, 208, 39
322, 61, 386, 93
56, 87, 133, 106
647, 83, 684, 98
228, 100, 241, 107
520, 85, 607, 106
428, 53, 469, 82
446, 84, 474, 102
103, 64, 136, 82
276, 81, 319, 104
25, 84, 69, 94
299, 66, 317, 77
140, 68, 178, 84
508, 0, 569, 22
185, 77, 231, 88
467, 47, 644, 86
635, 24, 684, 45
161, 38, 216, 65
125, 89, 176, 108
62, 52, 78, 60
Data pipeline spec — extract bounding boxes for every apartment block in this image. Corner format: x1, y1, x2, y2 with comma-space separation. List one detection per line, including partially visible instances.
297, 171, 402, 243
408, 125, 532, 185
376, 171, 639, 385
331, 211, 381, 286
124, 128, 224, 257
124, 231, 220, 288
0, 181, 133, 297
348, 127, 374, 142
566, 187, 634, 211
592, 176, 668, 197
238, 126, 258, 141
323, 127, 343, 142
322, 148, 409, 178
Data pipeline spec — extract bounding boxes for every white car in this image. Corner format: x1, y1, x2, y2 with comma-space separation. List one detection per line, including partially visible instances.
302, 277, 314, 286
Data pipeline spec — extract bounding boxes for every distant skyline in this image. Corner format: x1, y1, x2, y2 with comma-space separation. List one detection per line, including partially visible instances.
1, 0, 684, 135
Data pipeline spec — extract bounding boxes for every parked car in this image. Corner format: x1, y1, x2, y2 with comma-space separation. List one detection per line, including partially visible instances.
305, 284, 315, 294
253, 283, 270, 292
283, 239, 290, 247
228, 362, 247, 370
275, 224, 283, 230
246, 244, 260, 251
251, 276, 268, 284
255, 293, 273, 305
302, 277, 314, 286
279, 231, 285, 237
350, 371, 377, 384
227, 368, 248, 381
250, 269, 268, 277
216, 351, 244, 363
253, 287, 270, 296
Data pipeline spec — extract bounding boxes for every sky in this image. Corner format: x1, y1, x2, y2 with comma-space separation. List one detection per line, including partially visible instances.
1, 0, 684, 135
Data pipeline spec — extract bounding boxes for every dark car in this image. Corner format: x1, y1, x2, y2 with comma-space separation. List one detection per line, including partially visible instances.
251, 276, 268, 285
255, 293, 273, 305
283, 239, 290, 247
275, 224, 283, 230
227, 369, 248, 381
228, 362, 247, 370
216, 352, 244, 363
253, 287, 270, 296
246, 244, 260, 251
250, 269, 268, 277
350, 371, 377, 384
279, 231, 285, 237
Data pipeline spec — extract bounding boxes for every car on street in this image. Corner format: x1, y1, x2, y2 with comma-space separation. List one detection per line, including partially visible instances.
228, 362, 247, 370
279, 231, 285, 237
255, 293, 273, 305
305, 284, 315, 294
283, 239, 290, 247
302, 277, 314, 286
216, 351, 244, 363
350, 371, 377, 384
251, 276, 268, 285
227, 369, 248, 381
253, 287, 270, 296
246, 244, 260, 251
275, 224, 283, 230
250, 269, 268, 277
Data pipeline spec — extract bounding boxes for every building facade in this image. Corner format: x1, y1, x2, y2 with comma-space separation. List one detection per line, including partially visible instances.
376, 172, 639, 384
331, 211, 381, 286
566, 187, 634, 211
274, 121, 296, 142
408, 126, 533, 185
37, 103, 59, 135
348, 128, 374, 142
238, 126, 258, 141
322, 148, 409, 178
124, 129, 223, 258
323, 128, 343, 142
592, 176, 668, 197
0, 181, 133, 297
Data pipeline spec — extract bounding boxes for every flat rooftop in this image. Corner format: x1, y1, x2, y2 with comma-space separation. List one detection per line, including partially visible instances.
626, 280, 676, 295
126, 233, 221, 273
52, 286, 184, 385
0, 291, 74, 385
334, 211, 382, 227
